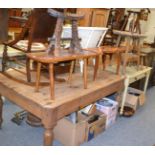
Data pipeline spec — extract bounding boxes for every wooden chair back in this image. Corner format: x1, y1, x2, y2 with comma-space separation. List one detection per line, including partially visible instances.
9, 8, 58, 52
28, 9, 57, 43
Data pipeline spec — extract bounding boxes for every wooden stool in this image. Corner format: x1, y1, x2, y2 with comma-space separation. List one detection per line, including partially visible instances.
27, 50, 100, 101
26, 10, 100, 101
100, 46, 126, 74
46, 8, 84, 55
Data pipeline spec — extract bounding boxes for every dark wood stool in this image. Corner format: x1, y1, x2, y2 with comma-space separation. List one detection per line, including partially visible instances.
46, 8, 84, 55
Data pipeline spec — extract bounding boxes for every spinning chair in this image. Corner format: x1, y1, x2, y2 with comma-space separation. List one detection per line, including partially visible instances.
1, 8, 58, 84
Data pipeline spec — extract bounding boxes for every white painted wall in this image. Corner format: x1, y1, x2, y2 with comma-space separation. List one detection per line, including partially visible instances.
144, 8, 155, 43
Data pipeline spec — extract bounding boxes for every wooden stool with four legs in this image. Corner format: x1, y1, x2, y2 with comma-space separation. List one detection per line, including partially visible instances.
27, 9, 101, 101
100, 46, 126, 74
27, 50, 100, 101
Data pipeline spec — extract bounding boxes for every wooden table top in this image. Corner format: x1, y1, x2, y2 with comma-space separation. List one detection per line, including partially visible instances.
0, 68, 124, 120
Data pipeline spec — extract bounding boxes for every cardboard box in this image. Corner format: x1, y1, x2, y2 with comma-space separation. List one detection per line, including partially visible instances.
54, 114, 87, 146
80, 104, 97, 116
84, 110, 107, 141
96, 98, 118, 129
126, 87, 145, 109
54, 110, 106, 145
106, 115, 117, 129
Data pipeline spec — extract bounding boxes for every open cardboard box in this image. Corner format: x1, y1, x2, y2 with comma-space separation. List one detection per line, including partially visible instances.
53, 110, 106, 145
81, 110, 107, 141
126, 87, 145, 110
53, 113, 87, 146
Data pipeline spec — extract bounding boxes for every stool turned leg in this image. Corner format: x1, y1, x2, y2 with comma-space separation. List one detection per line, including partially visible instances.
83, 59, 88, 89
102, 54, 106, 70
49, 63, 55, 101
93, 55, 99, 81
0, 95, 3, 129
35, 62, 41, 92
68, 60, 75, 87
26, 57, 31, 82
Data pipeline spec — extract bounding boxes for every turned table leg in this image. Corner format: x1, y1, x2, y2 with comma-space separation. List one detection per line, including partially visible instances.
120, 77, 129, 115
0, 95, 3, 129
44, 127, 55, 146
42, 108, 57, 146
143, 71, 151, 93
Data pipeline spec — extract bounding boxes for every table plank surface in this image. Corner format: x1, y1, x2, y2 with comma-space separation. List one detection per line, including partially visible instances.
0, 68, 124, 145
0, 68, 124, 117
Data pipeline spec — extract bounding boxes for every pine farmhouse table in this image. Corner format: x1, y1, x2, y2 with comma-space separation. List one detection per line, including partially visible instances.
0, 58, 124, 146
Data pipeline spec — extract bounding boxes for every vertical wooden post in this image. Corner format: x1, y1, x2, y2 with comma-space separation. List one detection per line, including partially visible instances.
44, 128, 54, 146
116, 52, 121, 75
93, 55, 99, 81
42, 107, 57, 146
35, 62, 41, 92
102, 54, 106, 70
136, 38, 141, 69
143, 71, 151, 93
26, 57, 31, 82
83, 59, 87, 89
120, 77, 129, 115
68, 60, 75, 87
49, 63, 55, 101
